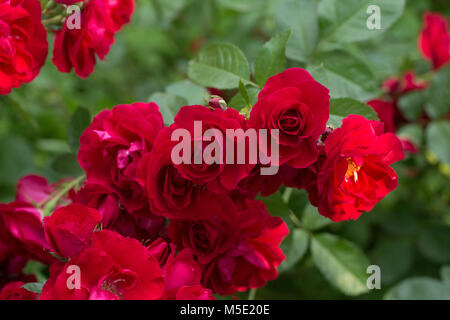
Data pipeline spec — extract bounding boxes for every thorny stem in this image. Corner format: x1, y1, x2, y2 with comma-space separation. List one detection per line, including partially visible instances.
248, 288, 257, 300
42, 174, 86, 216
42, 15, 65, 26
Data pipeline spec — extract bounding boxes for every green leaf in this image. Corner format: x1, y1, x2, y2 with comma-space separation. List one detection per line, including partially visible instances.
396, 124, 423, 148
328, 98, 378, 127
425, 65, 450, 119
255, 30, 291, 86
308, 51, 377, 100
260, 192, 293, 229
275, 0, 318, 62
0, 136, 34, 186
51, 153, 83, 176
321, 0, 406, 44
238, 80, 251, 107
229, 87, 260, 111
370, 239, 413, 285
385, 278, 450, 300
68, 107, 90, 153
149, 91, 188, 125
279, 228, 309, 273
418, 224, 450, 264
217, 0, 265, 12
166, 80, 208, 106
22, 282, 44, 294
23, 261, 48, 283
398, 91, 426, 121
311, 233, 370, 296
441, 266, 450, 287
188, 42, 250, 89
301, 203, 333, 231
426, 121, 450, 165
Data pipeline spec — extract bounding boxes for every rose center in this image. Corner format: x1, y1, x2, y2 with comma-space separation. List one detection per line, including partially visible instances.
345, 158, 362, 183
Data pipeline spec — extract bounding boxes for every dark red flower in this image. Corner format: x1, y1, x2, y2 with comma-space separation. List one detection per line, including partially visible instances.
368, 72, 426, 153
69, 182, 120, 227
161, 249, 214, 300
78, 102, 163, 215
109, 210, 166, 242
170, 105, 254, 193
419, 12, 450, 70
16, 174, 71, 209
44, 204, 102, 259
168, 196, 238, 264
307, 115, 404, 222
0, 202, 55, 264
0, 281, 37, 300
52, 0, 134, 78
248, 68, 330, 168
0, 0, 48, 95
139, 127, 213, 220
202, 200, 288, 295
40, 230, 165, 300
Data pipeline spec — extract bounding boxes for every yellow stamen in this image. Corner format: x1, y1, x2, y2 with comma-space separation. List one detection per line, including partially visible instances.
345, 158, 361, 183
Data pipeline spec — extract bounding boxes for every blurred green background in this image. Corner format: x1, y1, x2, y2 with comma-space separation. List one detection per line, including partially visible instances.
0, 0, 449, 299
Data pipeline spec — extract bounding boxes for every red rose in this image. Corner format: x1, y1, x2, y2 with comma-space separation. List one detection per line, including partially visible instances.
139, 127, 211, 219
0, 239, 28, 275
168, 196, 238, 264
16, 174, 71, 209
110, 210, 166, 242
419, 12, 450, 70
0, 202, 55, 264
78, 102, 163, 215
16, 175, 54, 205
202, 200, 288, 295
170, 105, 254, 193
230, 164, 297, 201
0, 281, 37, 300
175, 284, 215, 300
368, 72, 426, 152
69, 183, 120, 227
382, 72, 427, 97
309, 115, 404, 222
161, 249, 214, 300
106, 0, 135, 32
147, 237, 176, 267
367, 99, 397, 133
0, 0, 48, 95
248, 68, 330, 168
40, 230, 165, 300
52, 0, 134, 78
43, 204, 102, 259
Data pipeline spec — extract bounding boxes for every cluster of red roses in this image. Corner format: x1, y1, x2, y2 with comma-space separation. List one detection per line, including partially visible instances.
368, 12, 450, 153
0, 0, 134, 95
0, 65, 406, 299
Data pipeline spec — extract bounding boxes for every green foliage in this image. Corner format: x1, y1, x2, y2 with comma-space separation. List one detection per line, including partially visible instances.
279, 228, 309, 273
425, 65, 450, 119
254, 30, 291, 86
68, 107, 90, 153
188, 42, 251, 89
311, 233, 370, 296
328, 98, 378, 127
426, 121, 450, 165
308, 51, 377, 100
319, 0, 406, 44
22, 282, 45, 294
385, 270, 450, 300
275, 0, 318, 63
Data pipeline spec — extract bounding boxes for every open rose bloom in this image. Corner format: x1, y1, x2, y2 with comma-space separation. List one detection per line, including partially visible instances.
1, 0, 447, 302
